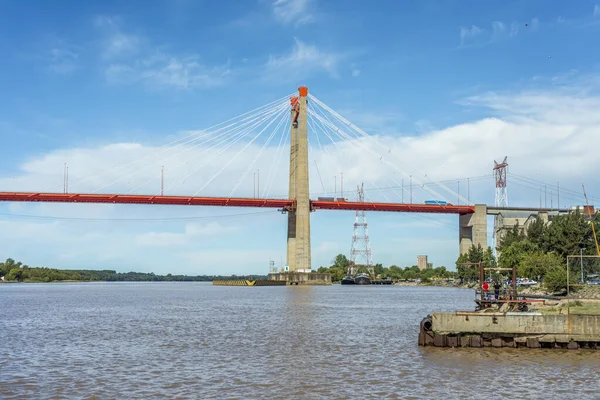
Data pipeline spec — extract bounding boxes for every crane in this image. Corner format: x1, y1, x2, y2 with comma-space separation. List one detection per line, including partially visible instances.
582, 184, 600, 256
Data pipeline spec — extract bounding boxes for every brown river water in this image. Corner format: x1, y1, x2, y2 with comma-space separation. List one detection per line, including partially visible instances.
1, 283, 598, 399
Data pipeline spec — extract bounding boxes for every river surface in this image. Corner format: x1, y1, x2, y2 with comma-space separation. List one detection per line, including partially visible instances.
1, 283, 597, 399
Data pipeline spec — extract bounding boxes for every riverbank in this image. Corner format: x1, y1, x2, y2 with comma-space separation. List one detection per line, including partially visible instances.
393, 279, 600, 299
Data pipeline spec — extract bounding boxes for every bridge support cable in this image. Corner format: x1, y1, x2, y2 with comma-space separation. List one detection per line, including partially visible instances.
44, 94, 293, 194
307, 106, 451, 204
193, 106, 289, 196
307, 116, 341, 196
307, 98, 449, 202
308, 94, 472, 206
228, 109, 289, 198
85, 102, 287, 194
262, 120, 291, 199
93, 102, 289, 195
306, 135, 323, 197
311, 94, 471, 206
159, 104, 288, 194
309, 100, 471, 208
125, 109, 287, 194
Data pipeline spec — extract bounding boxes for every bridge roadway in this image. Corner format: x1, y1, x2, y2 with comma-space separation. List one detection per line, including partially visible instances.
0, 192, 476, 214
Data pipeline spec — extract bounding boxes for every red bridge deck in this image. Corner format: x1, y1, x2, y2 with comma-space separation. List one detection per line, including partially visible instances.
0, 192, 475, 214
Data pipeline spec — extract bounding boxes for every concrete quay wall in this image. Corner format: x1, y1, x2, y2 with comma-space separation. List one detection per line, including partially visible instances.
268, 272, 331, 285
432, 312, 600, 337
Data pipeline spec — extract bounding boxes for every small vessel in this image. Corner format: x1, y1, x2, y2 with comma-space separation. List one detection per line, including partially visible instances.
354, 272, 371, 285
341, 275, 355, 285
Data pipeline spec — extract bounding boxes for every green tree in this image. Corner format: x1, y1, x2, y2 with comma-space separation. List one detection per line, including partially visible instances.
455, 244, 485, 282
544, 265, 571, 293
6, 267, 23, 282
518, 252, 562, 281
526, 217, 547, 250
482, 246, 497, 270
498, 224, 525, 252
545, 211, 591, 259
332, 254, 350, 271
498, 239, 538, 270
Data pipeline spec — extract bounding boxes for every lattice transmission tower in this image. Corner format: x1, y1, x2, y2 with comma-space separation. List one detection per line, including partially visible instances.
494, 156, 508, 207
493, 157, 508, 258
350, 183, 373, 276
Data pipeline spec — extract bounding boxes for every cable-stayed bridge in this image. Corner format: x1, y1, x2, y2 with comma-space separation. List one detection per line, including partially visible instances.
0, 87, 587, 272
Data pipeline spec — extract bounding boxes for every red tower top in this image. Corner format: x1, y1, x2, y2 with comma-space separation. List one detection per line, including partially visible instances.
298, 86, 308, 97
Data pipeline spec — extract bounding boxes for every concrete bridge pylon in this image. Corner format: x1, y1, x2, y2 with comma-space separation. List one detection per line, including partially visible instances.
286, 86, 311, 273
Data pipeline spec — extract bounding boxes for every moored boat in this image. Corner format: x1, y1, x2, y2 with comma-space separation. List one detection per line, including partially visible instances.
341, 275, 356, 285
354, 273, 371, 285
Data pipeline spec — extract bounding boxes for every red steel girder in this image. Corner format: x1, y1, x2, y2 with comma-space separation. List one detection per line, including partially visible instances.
0, 192, 295, 209
0, 192, 476, 214
311, 200, 475, 214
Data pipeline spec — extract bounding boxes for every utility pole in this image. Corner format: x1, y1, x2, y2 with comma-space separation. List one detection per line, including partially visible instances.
545, 185, 547, 208
410, 174, 412, 204
557, 182, 560, 209
161, 166, 164, 196
334, 175, 337, 197
468, 178, 470, 203
402, 178, 404, 203
66, 166, 69, 194
257, 169, 260, 198
253, 172, 256, 198
341, 172, 344, 199
539, 188, 542, 209
63, 163, 67, 194
580, 245, 585, 283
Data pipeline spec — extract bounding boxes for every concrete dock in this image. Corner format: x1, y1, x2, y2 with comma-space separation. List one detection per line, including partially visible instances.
418, 311, 600, 350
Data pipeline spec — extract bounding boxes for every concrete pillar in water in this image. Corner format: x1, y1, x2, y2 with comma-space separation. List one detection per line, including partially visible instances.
459, 204, 487, 254
286, 98, 298, 271
294, 86, 311, 272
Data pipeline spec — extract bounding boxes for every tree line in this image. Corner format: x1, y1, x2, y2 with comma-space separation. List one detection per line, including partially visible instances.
317, 254, 456, 283
0, 259, 265, 282
456, 210, 600, 293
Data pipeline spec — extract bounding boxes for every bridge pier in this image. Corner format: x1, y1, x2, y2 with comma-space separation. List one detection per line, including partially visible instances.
459, 204, 487, 254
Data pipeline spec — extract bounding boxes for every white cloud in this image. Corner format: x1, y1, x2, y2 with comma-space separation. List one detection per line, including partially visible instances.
94, 15, 141, 58
47, 48, 79, 75
265, 38, 344, 80
272, 0, 315, 26
491, 21, 506, 39
509, 21, 519, 36
459, 25, 483, 46
529, 17, 540, 31
352, 69, 361, 77
106, 54, 231, 89
135, 222, 238, 246
94, 15, 229, 90
594, 5, 600, 17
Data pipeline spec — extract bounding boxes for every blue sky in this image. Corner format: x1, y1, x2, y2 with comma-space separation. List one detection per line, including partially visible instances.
1, 0, 600, 275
